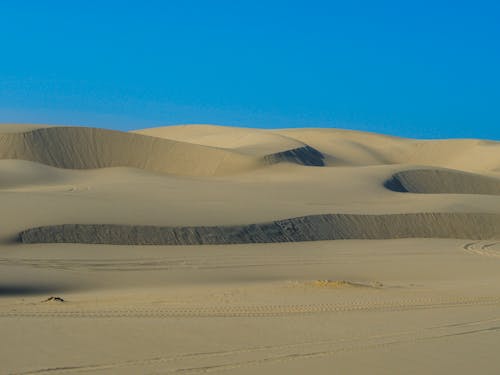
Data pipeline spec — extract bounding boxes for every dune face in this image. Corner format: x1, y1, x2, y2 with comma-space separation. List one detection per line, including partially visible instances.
386, 168, 500, 195
0, 126, 330, 176
0, 126, 263, 176
19, 213, 500, 245
263, 145, 325, 166
2, 123, 500, 375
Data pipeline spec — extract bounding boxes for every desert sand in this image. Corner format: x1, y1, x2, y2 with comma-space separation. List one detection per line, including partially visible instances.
0, 123, 499, 374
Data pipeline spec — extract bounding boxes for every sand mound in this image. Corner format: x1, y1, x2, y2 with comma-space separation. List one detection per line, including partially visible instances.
0, 160, 73, 189
0, 126, 263, 176
275, 128, 500, 171
2, 125, 496, 174
386, 168, 500, 195
19, 212, 500, 245
134, 124, 326, 166
275, 128, 413, 166
0, 126, 329, 176
133, 124, 306, 154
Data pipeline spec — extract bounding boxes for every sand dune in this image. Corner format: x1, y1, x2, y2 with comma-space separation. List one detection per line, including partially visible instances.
0, 125, 330, 176
136, 125, 500, 171
0, 124, 498, 242
133, 124, 307, 154
274, 128, 500, 171
2, 123, 500, 375
386, 168, 500, 195
19, 213, 500, 245
134, 124, 326, 166
1, 125, 498, 176
0, 126, 262, 176
0, 159, 73, 189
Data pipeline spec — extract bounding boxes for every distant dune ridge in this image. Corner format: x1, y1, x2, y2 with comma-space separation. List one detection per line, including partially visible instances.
274, 128, 500, 171
1, 123, 499, 245
0, 126, 260, 176
0, 125, 327, 176
0, 124, 499, 175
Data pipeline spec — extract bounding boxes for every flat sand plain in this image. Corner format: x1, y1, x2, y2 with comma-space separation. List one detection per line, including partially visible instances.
0, 124, 499, 374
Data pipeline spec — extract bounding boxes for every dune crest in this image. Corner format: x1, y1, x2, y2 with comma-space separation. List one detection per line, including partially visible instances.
19, 213, 500, 245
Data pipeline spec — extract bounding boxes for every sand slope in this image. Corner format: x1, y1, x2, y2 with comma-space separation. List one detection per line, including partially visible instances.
20, 213, 500, 245
133, 124, 306, 154
386, 168, 500, 195
1, 123, 500, 374
134, 124, 327, 166
1, 124, 498, 176
137, 125, 500, 171
0, 124, 498, 245
0, 126, 262, 176
275, 128, 500, 171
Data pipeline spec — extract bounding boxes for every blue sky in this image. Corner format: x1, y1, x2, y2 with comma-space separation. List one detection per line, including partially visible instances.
1, 1, 499, 139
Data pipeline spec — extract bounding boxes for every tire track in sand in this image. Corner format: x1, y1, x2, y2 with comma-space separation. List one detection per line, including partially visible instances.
14, 316, 500, 374
2, 295, 500, 319
463, 241, 500, 258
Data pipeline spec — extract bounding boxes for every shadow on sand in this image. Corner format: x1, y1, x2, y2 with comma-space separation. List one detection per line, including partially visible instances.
0, 284, 68, 296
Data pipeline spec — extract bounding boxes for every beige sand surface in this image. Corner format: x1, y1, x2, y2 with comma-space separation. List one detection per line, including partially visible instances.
0, 124, 499, 374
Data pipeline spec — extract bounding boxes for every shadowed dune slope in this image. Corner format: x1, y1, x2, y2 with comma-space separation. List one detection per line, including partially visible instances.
19, 213, 500, 245
386, 168, 500, 195
263, 145, 325, 166
0, 126, 265, 176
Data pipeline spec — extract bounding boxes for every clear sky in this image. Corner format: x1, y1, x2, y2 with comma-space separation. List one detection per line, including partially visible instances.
1, 1, 499, 139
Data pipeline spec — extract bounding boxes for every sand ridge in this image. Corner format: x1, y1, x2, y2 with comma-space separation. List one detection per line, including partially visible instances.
0, 126, 262, 176
0, 124, 498, 245
133, 124, 307, 155
386, 168, 500, 195
1, 124, 498, 176
19, 213, 500, 245
1, 123, 500, 374
274, 128, 500, 171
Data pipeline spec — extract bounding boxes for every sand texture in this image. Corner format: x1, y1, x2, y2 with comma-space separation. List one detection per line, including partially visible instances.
387, 168, 500, 194
20, 213, 500, 245
1, 123, 500, 374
